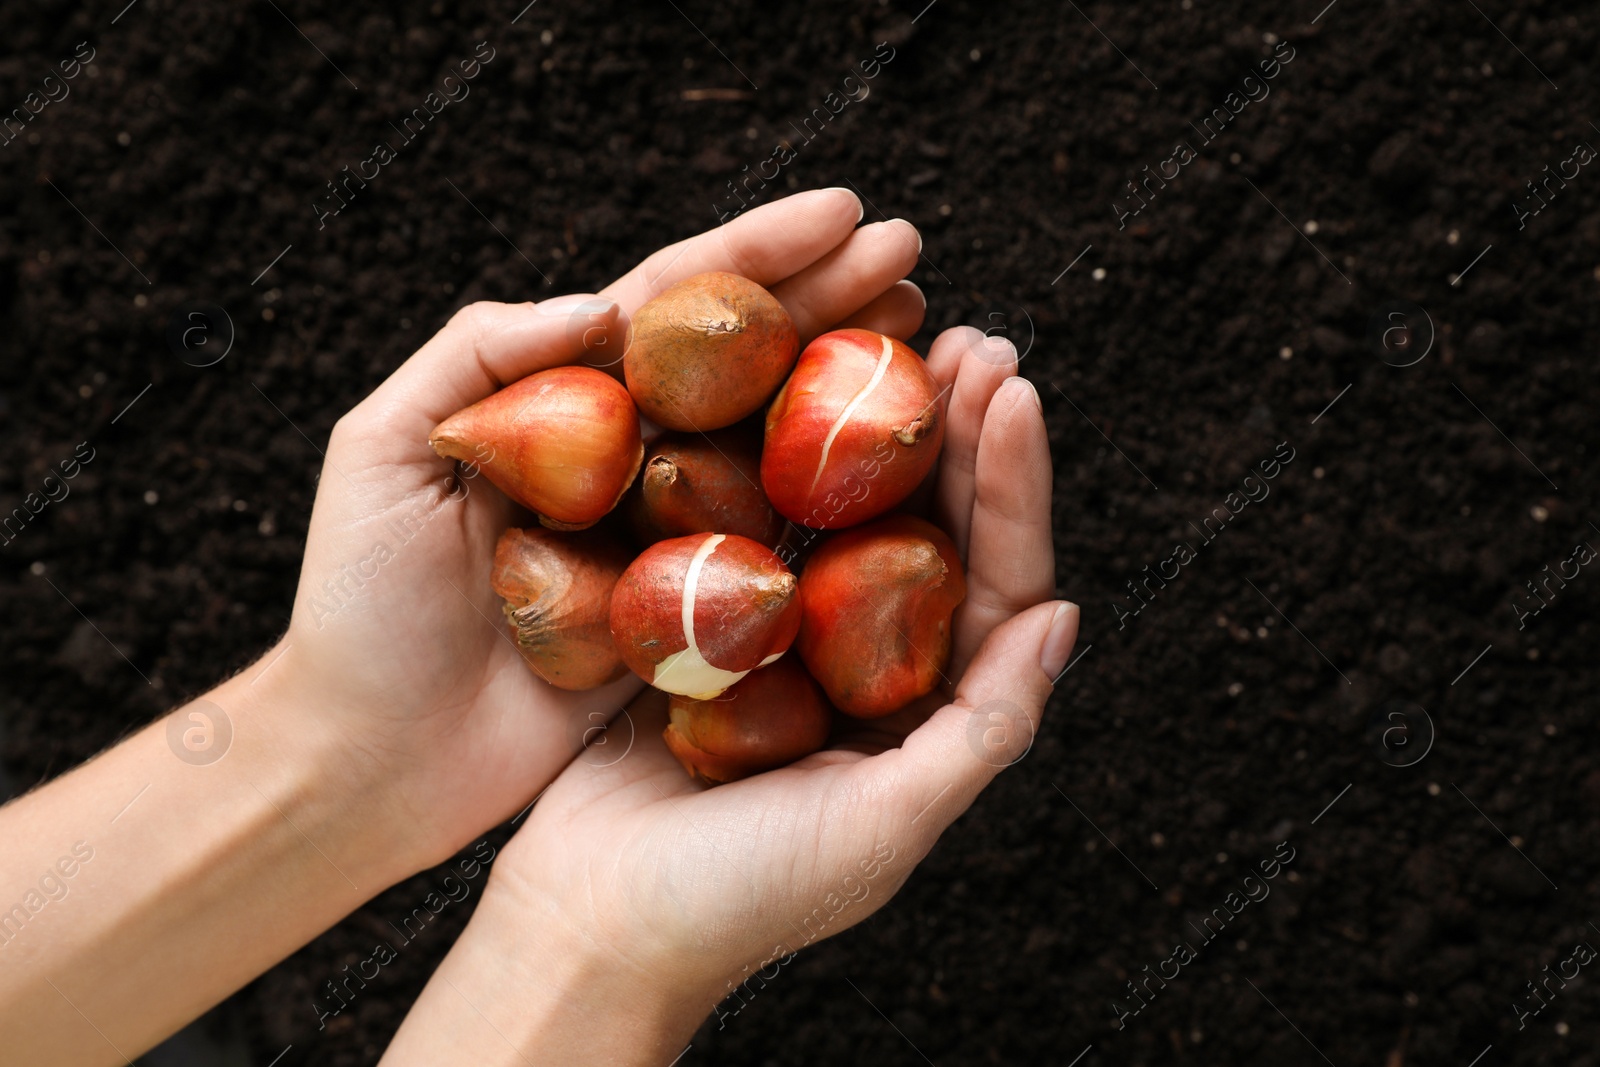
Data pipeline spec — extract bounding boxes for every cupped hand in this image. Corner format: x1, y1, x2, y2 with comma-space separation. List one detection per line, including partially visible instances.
486, 329, 1077, 1002
276, 188, 928, 874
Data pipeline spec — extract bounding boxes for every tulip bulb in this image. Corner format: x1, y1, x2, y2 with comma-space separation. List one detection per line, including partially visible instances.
610, 532, 801, 698
761, 328, 945, 531
797, 515, 966, 717
430, 365, 643, 530
664, 656, 832, 783
624, 271, 799, 431
490, 526, 632, 690
627, 425, 785, 549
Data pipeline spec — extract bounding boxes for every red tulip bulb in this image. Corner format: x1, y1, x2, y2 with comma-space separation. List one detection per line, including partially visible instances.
610, 533, 801, 698
664, 656, 832, 783
761, 328, 945, 531
797, 515, 966, 717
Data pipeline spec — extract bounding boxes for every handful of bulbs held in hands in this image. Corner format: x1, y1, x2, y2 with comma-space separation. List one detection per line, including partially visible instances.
430, 271, 966, 783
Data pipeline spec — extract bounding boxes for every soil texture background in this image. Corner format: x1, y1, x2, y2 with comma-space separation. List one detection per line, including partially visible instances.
4, 1, 1600, 1064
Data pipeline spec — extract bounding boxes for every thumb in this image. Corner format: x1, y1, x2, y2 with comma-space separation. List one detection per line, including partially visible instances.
352, 294, 623, 453
878, 600, 1079, 846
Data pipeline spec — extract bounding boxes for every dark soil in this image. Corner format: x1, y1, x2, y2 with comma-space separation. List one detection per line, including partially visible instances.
5, 1, 1600, 1064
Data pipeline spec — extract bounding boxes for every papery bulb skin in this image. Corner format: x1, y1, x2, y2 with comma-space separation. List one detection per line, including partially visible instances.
624, 271, 799, 431
761, 328, 945, 531
797, 515, 966, 718
490, 526, 633, 690
430, 366, 643, 530
627, 424, 785, 549
664, 656, 832, 783
610, 533, 801, 698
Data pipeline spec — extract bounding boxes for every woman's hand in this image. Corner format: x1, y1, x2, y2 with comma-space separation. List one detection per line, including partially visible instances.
381, 326, 1078, 1066
0, 187, 931, 1067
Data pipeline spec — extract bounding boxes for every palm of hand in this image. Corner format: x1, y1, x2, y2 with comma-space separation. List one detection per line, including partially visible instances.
498, 323, 1063, 989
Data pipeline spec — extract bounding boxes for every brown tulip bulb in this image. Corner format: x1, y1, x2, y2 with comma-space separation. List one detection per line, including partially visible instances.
624, 271, 799, 431
490, 526, 632, 690
628, 425, 785, 549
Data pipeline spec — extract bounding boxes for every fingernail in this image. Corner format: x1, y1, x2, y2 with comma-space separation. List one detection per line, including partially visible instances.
888, 217, 922, 253
1040, 602, 1080, 680
819, 186, 865, 223
538, 294, 617, 317
1005, 375, 1042, 413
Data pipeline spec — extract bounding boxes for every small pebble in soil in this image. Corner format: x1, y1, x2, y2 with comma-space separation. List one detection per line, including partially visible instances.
1531, 505, 1549, 522
30, 562, 45, 575
116, 131, 131, 146
1544, 724, 1557, 735
1428, 782, 1441, 795
1256, 627, 1268, 638
1527, 648, 1540, 660
1279, 346, 1293, 359
79, 384, 92, 397
1313, 466, 1325, 478
1216, 852, 1228, 863
1150, 832, 1165, 846
233, 499, 248, 512
1447, 229, 1460, 244
1227, 682, 1243, 696
262, 308, 275, 321
1190, 1030, 1203, 1044
1304, 220, 1319, 234
134, 294, 147, 307
1557, 1022, 1570, 1036
1092, 268, 1105, 280
144, 491, 158, 504
1510, 835, 1524, 847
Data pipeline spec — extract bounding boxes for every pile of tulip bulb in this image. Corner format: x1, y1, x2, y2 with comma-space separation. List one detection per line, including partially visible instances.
430, 272, 967, 784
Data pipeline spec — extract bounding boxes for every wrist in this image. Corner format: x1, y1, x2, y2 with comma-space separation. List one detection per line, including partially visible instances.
384, 875, 719, 1066
209, 643, 434, 890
